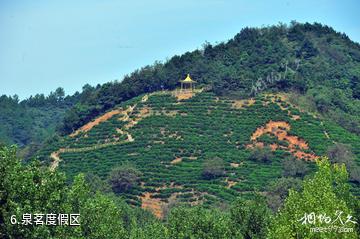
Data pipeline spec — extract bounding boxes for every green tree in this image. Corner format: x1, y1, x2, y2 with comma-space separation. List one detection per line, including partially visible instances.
268, 157, 358, 238
282, 156, 309, 178
230, 195, 271, 239
0, 146, 68, 238
249, 146, 273, 163
266, 177, 302, 212
0, 146, 129, 238
85, 172, 111, 194
80, 193, 127, 239
129, 221, 169, 239
167, 206, 238, 239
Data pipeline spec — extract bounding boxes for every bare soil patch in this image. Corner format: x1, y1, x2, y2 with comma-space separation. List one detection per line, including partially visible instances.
249, 121, 318, 161
70, 109, 123, 137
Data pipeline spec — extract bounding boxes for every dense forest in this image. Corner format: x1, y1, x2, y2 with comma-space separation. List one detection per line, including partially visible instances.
0, 88, 80, 158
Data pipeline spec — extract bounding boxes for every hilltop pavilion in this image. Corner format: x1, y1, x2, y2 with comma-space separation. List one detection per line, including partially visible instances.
179, 74, 196, 92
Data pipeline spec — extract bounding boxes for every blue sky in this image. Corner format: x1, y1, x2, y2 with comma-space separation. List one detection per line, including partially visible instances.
0, 0, 359, 99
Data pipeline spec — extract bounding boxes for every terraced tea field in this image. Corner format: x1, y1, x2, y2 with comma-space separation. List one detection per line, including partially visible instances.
37, 91, 360, 217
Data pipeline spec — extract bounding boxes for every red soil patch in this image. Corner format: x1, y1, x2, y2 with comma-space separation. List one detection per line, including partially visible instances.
251, 121, 290, 141
140, 183, 183, 219
141, 192, 163, 218
70, 109, 122, 137
269, 143, 279, 151
293, 151, 317, 161
249, 121, 318, 161
139, 107, 150, 116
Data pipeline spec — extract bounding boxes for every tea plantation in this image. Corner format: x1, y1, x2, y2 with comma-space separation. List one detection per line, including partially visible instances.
37, 91, 360, 208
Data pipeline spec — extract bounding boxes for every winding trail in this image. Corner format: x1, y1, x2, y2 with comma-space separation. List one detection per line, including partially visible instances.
50, 94, 150, 171
49, 140, 129, 171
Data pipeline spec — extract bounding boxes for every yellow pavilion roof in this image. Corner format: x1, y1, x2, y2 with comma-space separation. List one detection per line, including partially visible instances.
180, 74, 196, 83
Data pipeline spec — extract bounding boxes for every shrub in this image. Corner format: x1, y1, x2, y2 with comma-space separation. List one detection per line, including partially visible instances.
230, 195, 271, 239
249, 146, 274, 163
202, 157, 225, 180
167, 206, 238, 238
282, 156, 309, 178
327, 143, 360, 183
108, 163, 142, 193
266, 177, 302, 212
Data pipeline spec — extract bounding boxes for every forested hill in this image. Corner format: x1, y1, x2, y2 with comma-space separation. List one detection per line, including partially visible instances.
1, 22, 360, 150
59, 22, 360, 136
0, 88, 79, 157
2, 21, 360, 238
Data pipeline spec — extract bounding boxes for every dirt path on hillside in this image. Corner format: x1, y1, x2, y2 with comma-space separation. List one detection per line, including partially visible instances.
263, 94, 304, 120
50, 151, 61, 171
70, 109, 123, 137
50, 94, 152, 170
140, 183, 184, 219
49, 140, 130, 171
225, 178, 237, 188
70, 94, 150, 138
141, 192, 164, 218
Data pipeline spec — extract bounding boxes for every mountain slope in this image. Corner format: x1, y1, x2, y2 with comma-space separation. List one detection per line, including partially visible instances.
37, 90, 360, 217
2, 22, 360, 151
59, 22, 360, 138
